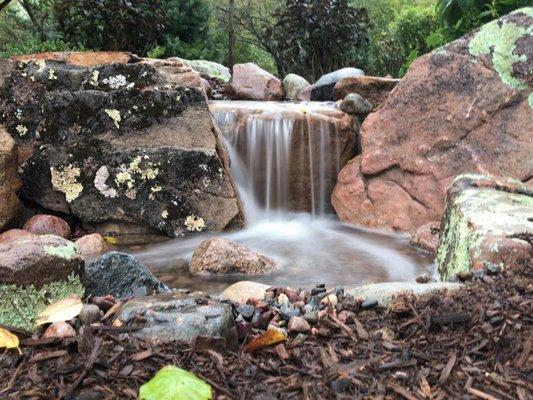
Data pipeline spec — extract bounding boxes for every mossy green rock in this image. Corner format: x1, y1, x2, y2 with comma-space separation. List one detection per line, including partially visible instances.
437, 174, 533, 280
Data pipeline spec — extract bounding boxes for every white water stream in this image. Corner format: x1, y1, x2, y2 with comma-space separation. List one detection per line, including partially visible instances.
132, 101, 432, 292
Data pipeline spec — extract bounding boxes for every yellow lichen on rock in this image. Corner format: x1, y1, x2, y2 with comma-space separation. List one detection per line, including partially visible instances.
105, 109, 121, 129
50, 165, 83, 203
185, 215, 205, 232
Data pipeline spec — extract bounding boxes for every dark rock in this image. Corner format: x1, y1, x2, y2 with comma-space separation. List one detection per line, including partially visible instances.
416, 273, 431, 284
340, 93, 373, 116
361, 298, 378, 309
84, 252, 169, 298
236, 304, 255, 321
280, 304, 301, 321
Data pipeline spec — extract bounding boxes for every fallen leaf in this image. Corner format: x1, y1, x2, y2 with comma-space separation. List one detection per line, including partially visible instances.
0, 327, 20, 353
139, 365, 212, 400
242, 327, 287, 352
35, 296, 83, 326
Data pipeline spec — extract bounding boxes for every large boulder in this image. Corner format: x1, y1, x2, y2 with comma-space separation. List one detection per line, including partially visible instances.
436, 174, 532, 281
300, 67, 364, 101
168, 58, 231, 84
84, 252, 169, 298
0, 56, 244, 239
0, 127, 21, 231
333, 76, 400, 109
190, 238, 276, 275
0, 235, 84, 288
117, 292, 238, 349
227, 63, 285, 100
283, 73, 310, 100
332, 9, 533, 232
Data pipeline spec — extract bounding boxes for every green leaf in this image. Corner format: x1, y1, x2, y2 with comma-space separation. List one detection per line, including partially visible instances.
139, 365, 212, 400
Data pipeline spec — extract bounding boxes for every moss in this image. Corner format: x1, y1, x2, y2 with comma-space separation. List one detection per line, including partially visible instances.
0, 274, 84, 331
468, 9, 532, 90
43, 241, 78, 260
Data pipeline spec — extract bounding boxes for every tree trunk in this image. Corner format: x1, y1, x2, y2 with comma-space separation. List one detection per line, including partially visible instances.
227, 0, 235, 72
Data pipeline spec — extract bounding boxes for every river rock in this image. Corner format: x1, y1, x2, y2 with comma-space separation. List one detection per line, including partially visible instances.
283, 73, 310, 100
74, 233, 108, 258
117, 292, 238, 350
190, 238, 276, 275
227, 63, 284, 100
0, 127, 21, 231
0, 235, 83, 288
219, 281, 271, 303
332, 9, 533, 232
410, 221, 440, 254
0, 229, 37, 244
0, 56, 244, 239
333, 76, 400, 109
301, 67, 365, 101
340, 93, 373, 116
84, 252, 169, 298
436, 174, 533, 281
22, 214, 71, 239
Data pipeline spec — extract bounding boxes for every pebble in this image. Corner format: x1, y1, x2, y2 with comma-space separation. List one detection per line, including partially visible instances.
311, 287, 326, 296
361, 298, 378, 309
338, 310, 355, 324
416, 273, 430, 283
79, 304, 103, 325
320, 294, 338, 307
280, 304, 301, 320
237, 305, 255, 320
303, 311, 318, 324
277, 293, 289, 305
288, 316, 311, 333
43, 321, 76, 339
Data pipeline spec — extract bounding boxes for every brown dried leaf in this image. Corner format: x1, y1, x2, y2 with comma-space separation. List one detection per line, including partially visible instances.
243, 328, 286, 352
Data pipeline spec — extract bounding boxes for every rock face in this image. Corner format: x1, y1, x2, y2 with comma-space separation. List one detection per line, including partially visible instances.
436, 174, 532, 281
190, 238, 276, 275
332, 9, 533, 232
0, 127, 21, 231
0, 235, 83, 287
283, 73, 310, 100
117, 292, 238, 349
0, 56, 244, 239
227, 63, 284, 100
84, 252, 169, 298
333, 76, 400, 109
300, 67, 365, 101
410, 221, 440, 254
22, 214, 71, 238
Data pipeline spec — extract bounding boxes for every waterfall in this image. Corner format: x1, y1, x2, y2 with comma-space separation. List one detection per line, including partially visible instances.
211, 101, 345, 222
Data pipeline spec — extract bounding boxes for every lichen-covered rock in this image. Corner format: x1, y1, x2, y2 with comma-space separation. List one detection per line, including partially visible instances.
333, 76, 400, 109
10, 51, 137, 67
117, 292, 238, 350
0, 57, 244, 239
332, 8, 533, 232
190, 238, 276, 275
0, 126, 21, 231
340, 93, 373, 116
23, 214, 71, 238
227, 63, 285, 100
410, 221, 440, 254
169, 58, 231, 84
436, 174, 532, 280
0, 235, 83, 288
84, 252, 169, 298
283, 73, 310, 100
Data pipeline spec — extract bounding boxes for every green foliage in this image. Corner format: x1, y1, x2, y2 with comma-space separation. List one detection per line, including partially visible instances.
139, 365, 212, 400
264, 0, 369, 81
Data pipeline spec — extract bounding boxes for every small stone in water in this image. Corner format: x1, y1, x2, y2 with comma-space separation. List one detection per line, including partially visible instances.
43, 321, 76, 339
416, 273, 431, 283
79, 304, 103, 325
237, 305, 255, 321
361, 298, 378, 309
288, 316, 311, 333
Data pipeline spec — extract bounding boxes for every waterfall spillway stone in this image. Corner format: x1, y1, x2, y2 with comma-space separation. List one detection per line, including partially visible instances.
210, 101, 357, 220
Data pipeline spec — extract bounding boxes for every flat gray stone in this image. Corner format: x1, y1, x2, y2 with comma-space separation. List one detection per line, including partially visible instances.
117, 292, 238, 350
346, 281, 463, 307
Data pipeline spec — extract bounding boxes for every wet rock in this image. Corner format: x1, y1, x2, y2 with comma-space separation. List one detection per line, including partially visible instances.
339, 93, 373, 116
84, 252, 169, 298
43, 321, 76, 339
0, 127, 21, 231
333, 76, 400, 108
79, 304, 103, 325
416, 273, 431, 284
282, 73, 310, 100
220, 281, 270, 304
227, 63, 284, 100
190, 238, 276, 275
74, 233, 108, 258
332, 10, 532, 232
0, 229, 37, 244
410, 221, 440, 254
288, 316, 311, 333
117, 292, 238, 350
0, 235, 83, 288
348, 282, 463, 308
1, 58, 244, 240
437, 174, 533, 280
23, 214, 71, 239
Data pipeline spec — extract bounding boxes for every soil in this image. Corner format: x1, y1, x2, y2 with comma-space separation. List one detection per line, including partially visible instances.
1, 264, 531, 399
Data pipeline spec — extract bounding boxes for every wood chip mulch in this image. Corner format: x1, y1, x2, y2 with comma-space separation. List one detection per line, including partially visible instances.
1, 264, 531, 400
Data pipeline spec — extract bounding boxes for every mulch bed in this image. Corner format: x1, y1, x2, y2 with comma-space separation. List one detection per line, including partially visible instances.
1, 264, 531, 400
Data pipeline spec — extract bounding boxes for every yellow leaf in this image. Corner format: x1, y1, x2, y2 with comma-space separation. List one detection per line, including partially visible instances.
242, 327, 286, 352
103, 236, 118, 245
35, 295, 83, 326
0, 327, 20, 353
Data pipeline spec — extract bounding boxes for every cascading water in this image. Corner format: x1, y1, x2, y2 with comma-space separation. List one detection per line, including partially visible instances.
131, 101, 433, 292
